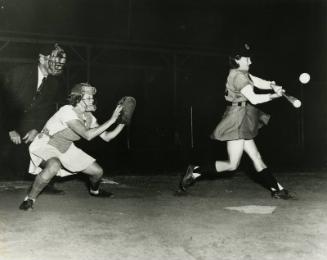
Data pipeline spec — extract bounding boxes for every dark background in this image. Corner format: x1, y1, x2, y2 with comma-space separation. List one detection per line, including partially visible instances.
0, 0, 326, 178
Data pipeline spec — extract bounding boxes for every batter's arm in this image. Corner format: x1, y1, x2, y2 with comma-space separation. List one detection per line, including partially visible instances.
241, 85, 281, 105
249, 74, 274, 90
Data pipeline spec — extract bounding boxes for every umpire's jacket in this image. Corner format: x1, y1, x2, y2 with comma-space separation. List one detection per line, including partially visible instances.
4, 63, 66, 135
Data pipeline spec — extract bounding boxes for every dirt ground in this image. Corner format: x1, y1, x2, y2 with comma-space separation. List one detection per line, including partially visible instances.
1, 171, 327, 260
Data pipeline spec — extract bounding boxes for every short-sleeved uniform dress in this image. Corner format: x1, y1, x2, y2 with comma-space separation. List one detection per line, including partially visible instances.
211, 69, 270, 141
28, 105, 98, 177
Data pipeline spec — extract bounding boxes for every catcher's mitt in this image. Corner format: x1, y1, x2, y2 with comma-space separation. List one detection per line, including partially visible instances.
116, 96, 136, 125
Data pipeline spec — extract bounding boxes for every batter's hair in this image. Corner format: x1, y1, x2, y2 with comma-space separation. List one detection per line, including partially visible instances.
229, 43, 251, 68
229, 55, 241, 69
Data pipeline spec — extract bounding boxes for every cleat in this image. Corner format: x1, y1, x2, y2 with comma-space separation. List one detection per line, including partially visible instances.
271, 189, 296, 200
19, 198, 34, 211
179, 164, 197, 192
89, 189, 114, 198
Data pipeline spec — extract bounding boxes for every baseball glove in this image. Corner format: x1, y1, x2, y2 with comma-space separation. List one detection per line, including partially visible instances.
116, 96, 136, 125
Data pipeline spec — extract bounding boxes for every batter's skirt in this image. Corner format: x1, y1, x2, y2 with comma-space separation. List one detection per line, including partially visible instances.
210, 105, 270, 141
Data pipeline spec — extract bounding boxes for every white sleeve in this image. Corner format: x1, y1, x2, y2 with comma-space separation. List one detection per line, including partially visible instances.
241, 85, 272, 105
249, 74, 273, 90
60, 106, 80, 124
45, 106, 81, 136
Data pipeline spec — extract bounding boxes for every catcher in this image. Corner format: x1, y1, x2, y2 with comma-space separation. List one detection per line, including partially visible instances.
19, 83, 135, 210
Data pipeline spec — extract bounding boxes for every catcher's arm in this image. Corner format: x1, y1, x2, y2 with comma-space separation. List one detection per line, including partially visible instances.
100, 124, 125, 142
66, 105, 122, 141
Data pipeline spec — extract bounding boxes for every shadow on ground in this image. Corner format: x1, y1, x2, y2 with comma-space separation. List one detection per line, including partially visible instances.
1, 171, 327, 260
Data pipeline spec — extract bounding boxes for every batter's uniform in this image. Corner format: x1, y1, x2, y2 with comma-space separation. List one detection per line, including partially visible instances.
29, 105, 98, 177
211, 69, 270, 141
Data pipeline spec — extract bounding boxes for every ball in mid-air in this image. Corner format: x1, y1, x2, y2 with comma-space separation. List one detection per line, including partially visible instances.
299, 73, 311, 84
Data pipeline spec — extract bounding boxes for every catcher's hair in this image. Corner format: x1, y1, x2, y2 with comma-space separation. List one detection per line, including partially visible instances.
67, 94, 82, 106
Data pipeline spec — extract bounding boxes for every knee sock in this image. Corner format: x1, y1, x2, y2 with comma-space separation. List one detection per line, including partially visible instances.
196, 161, 218, 177
28, 174, 51, 200
256, 168, 280, 191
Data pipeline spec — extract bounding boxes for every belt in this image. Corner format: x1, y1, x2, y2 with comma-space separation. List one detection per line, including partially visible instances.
226, 101, 248, 107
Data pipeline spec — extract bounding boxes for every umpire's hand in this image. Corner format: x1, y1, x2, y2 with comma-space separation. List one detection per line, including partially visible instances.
9, 130, 21, 144
22, 129, 39, 144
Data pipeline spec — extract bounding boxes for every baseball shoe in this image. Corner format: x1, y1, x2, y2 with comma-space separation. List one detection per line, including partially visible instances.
89, 189, 114, 198
19, 198, 34, 211
174, 188, 189, 196
179, 164, 197, 192
271, 189, 296, 200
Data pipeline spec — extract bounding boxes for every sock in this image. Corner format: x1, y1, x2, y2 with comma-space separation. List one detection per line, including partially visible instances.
89, 189, 100, 195
198, 161, 218, 176
256, 168, 280, 191
90, 179, 101, 193
192, 166, 201, 179
277, 183, 284, 190
24, 196, 35, 202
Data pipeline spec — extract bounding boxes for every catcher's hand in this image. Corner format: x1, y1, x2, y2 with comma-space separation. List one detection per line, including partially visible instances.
116, 96, 136, 125
111, 105, 123, 122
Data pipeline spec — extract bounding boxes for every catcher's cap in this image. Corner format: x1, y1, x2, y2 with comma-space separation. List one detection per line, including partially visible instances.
70, 82, 97, 96
230, 43, 252, 58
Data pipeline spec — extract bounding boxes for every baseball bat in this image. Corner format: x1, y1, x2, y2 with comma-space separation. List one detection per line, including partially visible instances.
270, 83, 302, 108
282, 93, 302, 108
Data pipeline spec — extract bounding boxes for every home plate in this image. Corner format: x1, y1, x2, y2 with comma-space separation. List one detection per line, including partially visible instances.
224, 205, 277, 214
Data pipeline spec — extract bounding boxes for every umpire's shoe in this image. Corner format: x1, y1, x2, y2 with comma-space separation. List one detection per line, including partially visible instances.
19, 198, 34, 210
271, 189, 295, 200
179, 165, 197, 192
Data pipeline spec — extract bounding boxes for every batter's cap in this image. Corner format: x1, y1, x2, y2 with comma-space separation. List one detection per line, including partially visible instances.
230, 43, 252, 58
70, 83, 97, 96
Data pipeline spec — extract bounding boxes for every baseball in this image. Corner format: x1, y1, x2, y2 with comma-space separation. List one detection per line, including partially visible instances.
299, 73, 310, 84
